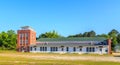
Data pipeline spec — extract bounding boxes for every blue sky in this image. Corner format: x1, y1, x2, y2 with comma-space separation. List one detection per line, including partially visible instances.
0, 0, 120, 37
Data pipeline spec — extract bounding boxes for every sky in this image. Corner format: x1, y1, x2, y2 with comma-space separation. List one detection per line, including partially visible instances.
0, 0, 120, 37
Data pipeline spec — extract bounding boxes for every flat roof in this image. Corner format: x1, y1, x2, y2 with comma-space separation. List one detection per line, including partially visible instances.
20, 26, 35, 31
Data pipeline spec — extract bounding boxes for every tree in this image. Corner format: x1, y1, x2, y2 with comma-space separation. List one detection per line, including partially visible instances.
0, 30, 17, 50
96, 34, 109, 38
0, 32, 8, 49
68, 33, 83, 37
108, 29, 119, 51
38, 30, 61, 38
87, 30, 96, 37
117, 33, 120, 44
83, 30, 96, 37
83, 32, 88, 37
68, 30, 96, 37
108, 29, 119, 37
7, 30, 17, 49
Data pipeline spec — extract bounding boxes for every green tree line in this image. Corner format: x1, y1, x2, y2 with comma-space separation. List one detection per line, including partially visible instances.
38, 30, 62, 38
0, 30, 16, 50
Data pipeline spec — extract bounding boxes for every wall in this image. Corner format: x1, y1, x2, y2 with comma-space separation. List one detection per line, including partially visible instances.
30, 43, 109, 54
17, 30, 36, 52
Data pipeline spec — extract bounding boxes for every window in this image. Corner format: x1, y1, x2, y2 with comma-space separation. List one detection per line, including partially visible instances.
79, 46, 82, 51
100, 48, 102, 51
73, 47, 76, 52
30, 47, 32, 51
61, 48, 64, 51
23, 34, 25, 37
19, 34, 23, 43
20, 34, 22, 39
105, 49, 108, 52
25, 40, 28, 44
86, 47, 95, 52
92, 47, 95, 52
20, 37, 22, 40
43, 47, 44, 51
45, 47, 47, 51
50, 47, 52, 51
34, 47, 36, 51
25, 33, 28, 40
89, 47, 91, 52
80, 48, 82, 51
52, 47, 54, 51
20, 40, 22, 44
25, 33, 28, 37
22, 40, 24, 44
20, 34, 24, 38
55, 47, 58, 51
40, 47, 43, 51
40, 47, 47, 51
50, 47, 58, 52
20, 34, 23, 44
66, 47, 69, 52
86, 47, 88, 52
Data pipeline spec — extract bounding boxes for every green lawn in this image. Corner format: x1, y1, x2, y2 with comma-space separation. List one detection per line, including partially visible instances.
0, 50, 120, 65
0, 56, 119, 65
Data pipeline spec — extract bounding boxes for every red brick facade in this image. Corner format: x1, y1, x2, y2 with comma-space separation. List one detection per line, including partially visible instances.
17, 28, 36, 52
108, 39, 112, 54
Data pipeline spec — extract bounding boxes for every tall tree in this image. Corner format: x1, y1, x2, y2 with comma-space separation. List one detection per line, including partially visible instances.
7, 30, 17, 49
108, 29, 119, 50
117, 33, 120, 44
108, 29, 119, 37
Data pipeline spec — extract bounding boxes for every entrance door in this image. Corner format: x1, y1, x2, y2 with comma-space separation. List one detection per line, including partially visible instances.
99, 48, 102, 54
21, 47, 25, 52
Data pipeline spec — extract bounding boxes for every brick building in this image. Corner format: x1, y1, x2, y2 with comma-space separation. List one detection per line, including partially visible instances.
17, 26, 111, 54
17, 26, 36, 52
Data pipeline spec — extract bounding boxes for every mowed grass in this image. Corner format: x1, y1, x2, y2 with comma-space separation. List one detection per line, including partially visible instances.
0, 50, 120, 65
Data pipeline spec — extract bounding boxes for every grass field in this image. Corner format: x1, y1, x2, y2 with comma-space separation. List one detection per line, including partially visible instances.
0, 51, 120, 65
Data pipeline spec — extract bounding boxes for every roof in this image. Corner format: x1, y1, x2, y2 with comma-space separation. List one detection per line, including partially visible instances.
37, 37, 107, 42
20, 26, 35, 32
